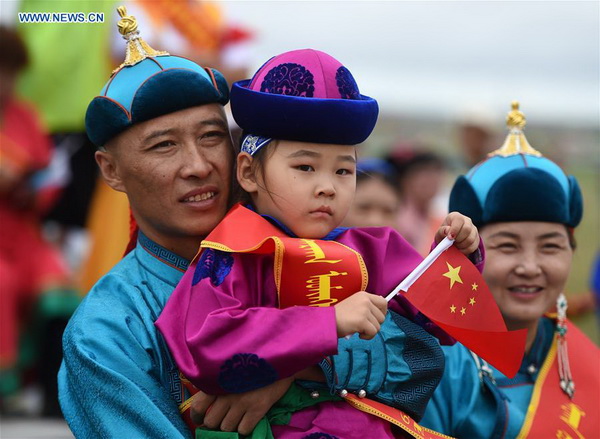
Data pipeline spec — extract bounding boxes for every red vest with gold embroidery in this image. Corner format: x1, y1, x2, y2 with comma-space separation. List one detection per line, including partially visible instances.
516, 319, 599, 439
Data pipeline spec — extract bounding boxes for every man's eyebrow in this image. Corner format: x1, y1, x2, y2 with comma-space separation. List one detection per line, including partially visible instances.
197, 118, 228, 130
141, 118, 228, 143
142, 129, 173, 143
287, 149, 321, 159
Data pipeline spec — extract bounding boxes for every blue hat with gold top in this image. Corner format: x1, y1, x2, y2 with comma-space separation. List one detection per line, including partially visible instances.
86, 6, 229, 147
449, 101, 583, 228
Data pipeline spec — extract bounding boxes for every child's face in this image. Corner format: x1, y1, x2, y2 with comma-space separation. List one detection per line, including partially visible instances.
252, 140, 357, 238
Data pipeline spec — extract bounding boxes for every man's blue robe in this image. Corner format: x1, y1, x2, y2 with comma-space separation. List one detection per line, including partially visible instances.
59, 232, 192, 438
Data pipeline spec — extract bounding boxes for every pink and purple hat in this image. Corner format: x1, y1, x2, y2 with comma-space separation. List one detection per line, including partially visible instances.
231, 49, 378, 154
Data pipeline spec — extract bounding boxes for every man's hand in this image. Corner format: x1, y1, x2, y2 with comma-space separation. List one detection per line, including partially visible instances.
190, 376, 294, 435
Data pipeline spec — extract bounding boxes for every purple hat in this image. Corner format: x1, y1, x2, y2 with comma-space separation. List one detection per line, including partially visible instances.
232, 49, 378, 154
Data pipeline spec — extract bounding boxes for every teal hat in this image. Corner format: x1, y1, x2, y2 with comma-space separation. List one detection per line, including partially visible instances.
85, 6, 229, 147
449, 102, 583, 228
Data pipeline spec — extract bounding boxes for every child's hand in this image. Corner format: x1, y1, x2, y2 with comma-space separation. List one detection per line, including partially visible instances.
334, 292, 387, 340
435, 212, 480, 256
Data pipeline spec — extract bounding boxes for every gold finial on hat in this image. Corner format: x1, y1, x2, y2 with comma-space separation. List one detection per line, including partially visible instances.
488, 101, 542, 158
113, 6, 169, 74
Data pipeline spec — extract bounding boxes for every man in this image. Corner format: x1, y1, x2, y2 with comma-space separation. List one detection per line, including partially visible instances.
58, 8, 287, 437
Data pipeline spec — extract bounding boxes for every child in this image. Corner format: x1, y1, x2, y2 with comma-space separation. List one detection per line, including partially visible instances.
157, 49, 482, 438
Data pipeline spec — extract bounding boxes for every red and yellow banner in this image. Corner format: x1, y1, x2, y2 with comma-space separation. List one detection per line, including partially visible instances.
201, 204, 367, 309
344, 394, 455, 439
517, 320, 599, 439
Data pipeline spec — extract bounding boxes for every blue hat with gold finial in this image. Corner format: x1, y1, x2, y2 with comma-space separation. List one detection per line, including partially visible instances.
85, 6, 229, 147
449, 101, 583, 228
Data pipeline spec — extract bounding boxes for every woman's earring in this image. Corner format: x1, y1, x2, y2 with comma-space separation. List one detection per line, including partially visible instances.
556, 293, 574, 398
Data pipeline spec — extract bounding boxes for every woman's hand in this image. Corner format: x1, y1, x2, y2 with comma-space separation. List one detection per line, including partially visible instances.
435, 212, 480, 256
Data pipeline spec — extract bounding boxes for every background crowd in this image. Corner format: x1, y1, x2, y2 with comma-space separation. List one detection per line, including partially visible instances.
0, 0, 597, 434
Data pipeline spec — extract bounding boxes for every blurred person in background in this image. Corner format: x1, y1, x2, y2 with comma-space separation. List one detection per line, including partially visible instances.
421, 102, 599, 438
456, 104, 498, 168
387, 146, 447, 256
342, 157, 400, 229
111, 0, 253, 86
17, 0, 118, 279
0, 25, 76, 417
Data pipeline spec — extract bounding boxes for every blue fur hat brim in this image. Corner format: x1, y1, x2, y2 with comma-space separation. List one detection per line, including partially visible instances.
230, 80, 379, 145
86, 63, 229, 147
450, 167, 583, 228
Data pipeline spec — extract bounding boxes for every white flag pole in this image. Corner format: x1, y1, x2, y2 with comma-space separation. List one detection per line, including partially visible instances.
385, 237, 454, 302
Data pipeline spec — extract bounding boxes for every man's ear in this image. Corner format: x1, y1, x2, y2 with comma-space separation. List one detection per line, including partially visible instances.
237, 152, 259, 194
95, 149, 126, 193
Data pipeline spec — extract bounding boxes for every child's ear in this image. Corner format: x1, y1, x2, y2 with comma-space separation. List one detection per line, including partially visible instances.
237, 152, 258, 194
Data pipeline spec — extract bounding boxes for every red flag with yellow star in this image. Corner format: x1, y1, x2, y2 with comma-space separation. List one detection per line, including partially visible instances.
402, 243, 527, 378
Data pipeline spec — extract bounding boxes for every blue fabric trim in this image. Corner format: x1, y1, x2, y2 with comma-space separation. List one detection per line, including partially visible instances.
390, 312, 445, 421
322, 330, 385, 395
302, 434, 339, 439
192, 249, 234, 287
218, 353, 278, 393
167, 368, 183, 405
137, 231, 189, 272
260, 62, 315, 96
240, 134, 272, 155
335, 66, 360, 99
230, 80, 378, 145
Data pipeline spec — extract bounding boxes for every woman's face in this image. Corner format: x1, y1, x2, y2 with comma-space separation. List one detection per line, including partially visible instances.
481, 221, 573, 330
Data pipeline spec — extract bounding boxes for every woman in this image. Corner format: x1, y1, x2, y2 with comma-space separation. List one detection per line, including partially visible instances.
421, 102, 599, 438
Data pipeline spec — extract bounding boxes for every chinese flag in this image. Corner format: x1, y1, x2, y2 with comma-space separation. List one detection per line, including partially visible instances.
402, 245, 527, 378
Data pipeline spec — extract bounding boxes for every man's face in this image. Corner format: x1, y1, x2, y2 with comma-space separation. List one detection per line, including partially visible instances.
97, 104, 233, 256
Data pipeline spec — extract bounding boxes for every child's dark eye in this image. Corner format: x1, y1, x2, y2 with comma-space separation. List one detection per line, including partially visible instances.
336, 168, 354, 176
296, 165, 314, 172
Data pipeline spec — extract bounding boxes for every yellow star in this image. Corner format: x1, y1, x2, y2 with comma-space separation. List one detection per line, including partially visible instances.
469, 297, 476, 306
450, 304, 456, 313
460, 307, 466, 315
471, 283, 478, 291
443, 262, 463, 289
